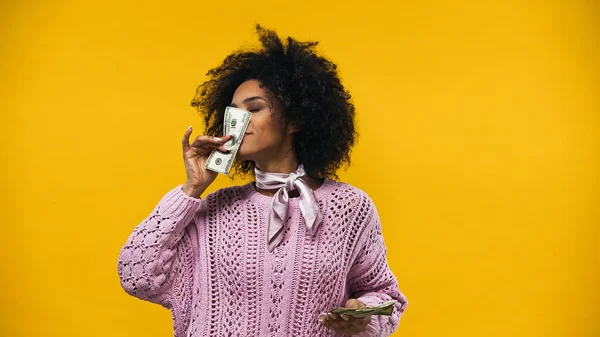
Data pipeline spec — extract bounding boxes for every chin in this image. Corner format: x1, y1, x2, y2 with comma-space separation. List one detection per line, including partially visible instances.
237, 142, 270, 162
236, 146, 253, 162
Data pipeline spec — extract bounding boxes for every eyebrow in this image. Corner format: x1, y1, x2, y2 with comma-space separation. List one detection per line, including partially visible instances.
230, 96, 267, 108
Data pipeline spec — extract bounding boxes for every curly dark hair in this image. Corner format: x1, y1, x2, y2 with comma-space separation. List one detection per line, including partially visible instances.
190, 24, 357, 180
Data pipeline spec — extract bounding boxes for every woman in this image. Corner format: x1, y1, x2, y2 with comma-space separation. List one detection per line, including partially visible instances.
117, 25, 408, 337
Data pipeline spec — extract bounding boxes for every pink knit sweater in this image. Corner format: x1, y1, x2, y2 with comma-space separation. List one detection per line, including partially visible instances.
117, 178, 408, 336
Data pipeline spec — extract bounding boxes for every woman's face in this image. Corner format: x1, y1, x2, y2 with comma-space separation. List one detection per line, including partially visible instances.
230, 79, 294, 163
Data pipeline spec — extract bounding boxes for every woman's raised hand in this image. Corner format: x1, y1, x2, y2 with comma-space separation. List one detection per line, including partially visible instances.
181, 126, 232, 198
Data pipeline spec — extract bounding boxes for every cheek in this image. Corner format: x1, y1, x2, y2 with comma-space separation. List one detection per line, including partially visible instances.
252, 117, 280, 139
245, 111, 287, 148
267, 116, 286, 137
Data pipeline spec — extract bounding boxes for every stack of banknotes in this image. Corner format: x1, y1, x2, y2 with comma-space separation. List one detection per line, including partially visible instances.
205, 106, 252, 174
329, 300, 396, 317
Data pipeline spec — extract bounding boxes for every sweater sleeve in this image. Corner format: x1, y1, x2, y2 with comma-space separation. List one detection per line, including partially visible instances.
346, 195, 409, 337
117, 184, 199, 315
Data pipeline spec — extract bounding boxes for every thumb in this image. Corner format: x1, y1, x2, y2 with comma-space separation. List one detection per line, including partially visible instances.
345, 298, 366, 309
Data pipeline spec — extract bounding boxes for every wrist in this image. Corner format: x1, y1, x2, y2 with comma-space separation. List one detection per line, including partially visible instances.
182, 182, 207, 199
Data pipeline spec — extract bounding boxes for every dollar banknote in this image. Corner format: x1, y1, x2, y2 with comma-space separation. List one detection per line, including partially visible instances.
205, 106, 251, 174
330, 300, 396, 317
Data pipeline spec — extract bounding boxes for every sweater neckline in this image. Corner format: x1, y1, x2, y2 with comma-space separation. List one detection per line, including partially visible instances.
243, 177, 335, 206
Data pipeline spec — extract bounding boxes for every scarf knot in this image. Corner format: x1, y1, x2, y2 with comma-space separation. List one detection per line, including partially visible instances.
255, 164, 323, 252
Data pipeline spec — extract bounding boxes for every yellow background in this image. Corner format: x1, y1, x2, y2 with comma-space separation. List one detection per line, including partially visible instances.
1, 0, 597, 336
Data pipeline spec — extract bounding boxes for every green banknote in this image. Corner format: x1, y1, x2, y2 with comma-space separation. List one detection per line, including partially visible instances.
330, 300, 396, 318
205, 106, 251, 175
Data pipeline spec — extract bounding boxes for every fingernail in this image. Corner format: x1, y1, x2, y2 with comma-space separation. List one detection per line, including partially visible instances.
188, 125, 192, 130
328, 313, 336, 320
213, 137, 222, 141
340, 314, 350, 321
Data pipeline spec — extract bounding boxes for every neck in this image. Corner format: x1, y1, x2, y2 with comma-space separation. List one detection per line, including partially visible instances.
253, 140, 298, 173
254, 158, 299, 174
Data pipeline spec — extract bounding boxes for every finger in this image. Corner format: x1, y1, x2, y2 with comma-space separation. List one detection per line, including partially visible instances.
191, 135, 224, 147
336, 319, 351, 330
190, 138, 227, 153
192, 141, 227, 151
190, 142, 222, 155
340, 314, 350, 321
326, 317, 346, 332
325, 319, 343, 332
322, 320, 334, 330
327, 313, 339, 320
219, 135, 236, 152
216, 145, 230, 153
345, 298, 365, 308
349, 315, 367, 322
191, 134, 235, 149
182, 126, 193, 149
318, 313, 330, 327
352, 316, 371, 327
349, 324, 367, 333
345, 317, 368, 331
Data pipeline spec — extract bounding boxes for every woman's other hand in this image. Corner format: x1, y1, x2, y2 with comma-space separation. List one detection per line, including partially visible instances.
319, 299, 371, 335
